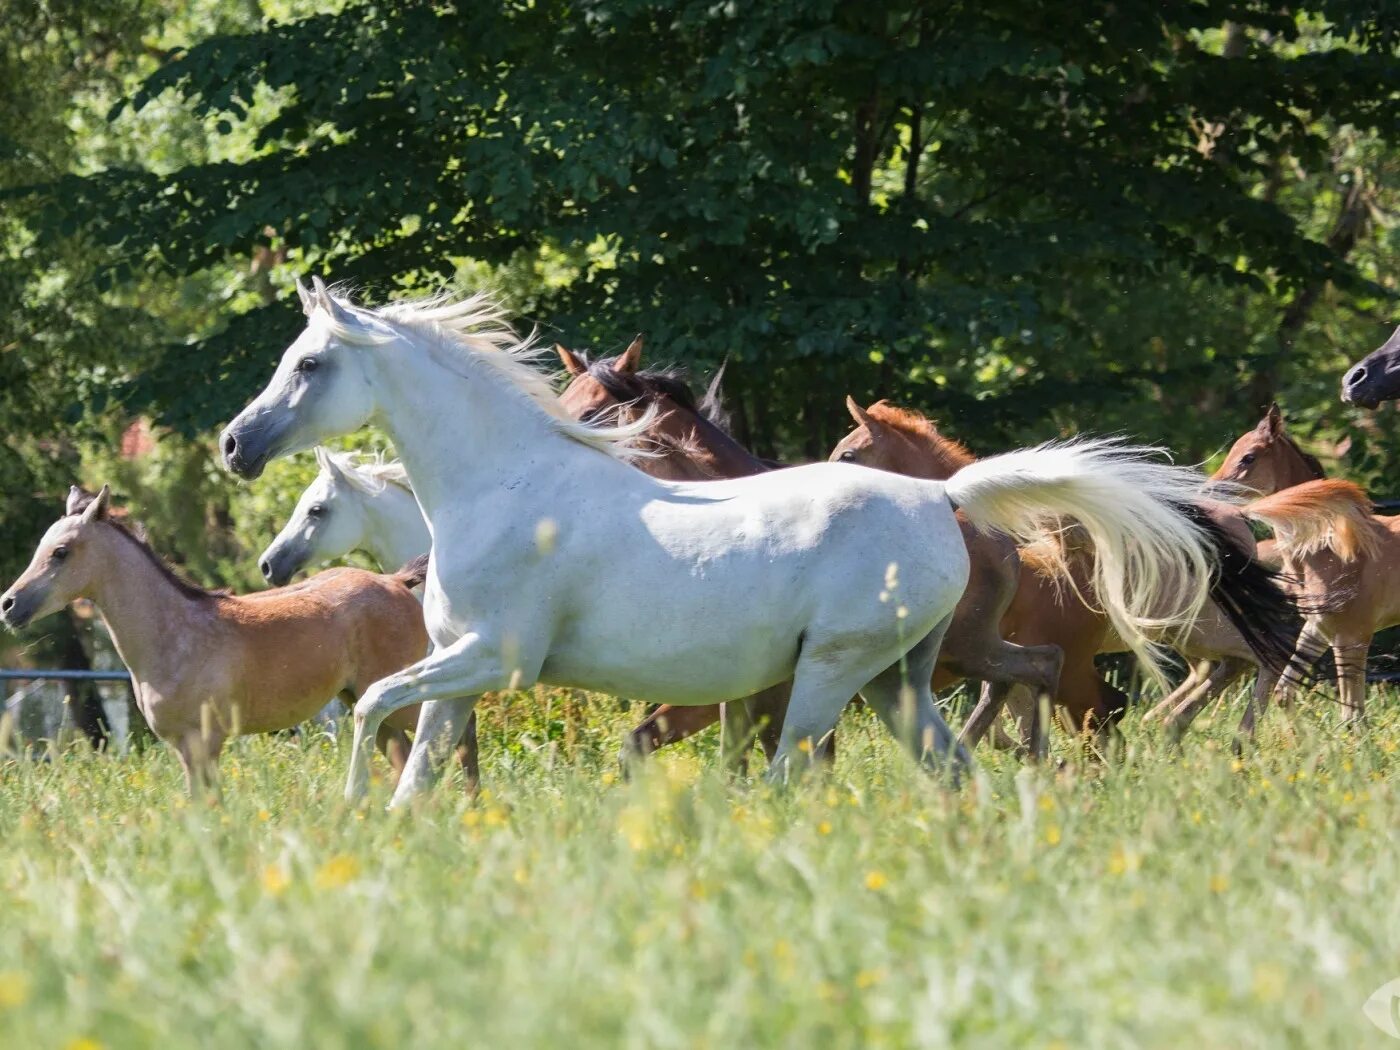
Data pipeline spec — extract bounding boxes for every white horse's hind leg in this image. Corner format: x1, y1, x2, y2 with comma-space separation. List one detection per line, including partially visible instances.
858, 615, 973, 780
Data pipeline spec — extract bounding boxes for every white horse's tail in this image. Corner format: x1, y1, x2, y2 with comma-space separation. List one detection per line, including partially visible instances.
942, 438, 1215, 683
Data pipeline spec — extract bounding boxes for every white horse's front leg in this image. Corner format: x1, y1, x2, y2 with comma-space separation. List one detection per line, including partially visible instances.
342, 631, 518, 806
391, 696, 478, 806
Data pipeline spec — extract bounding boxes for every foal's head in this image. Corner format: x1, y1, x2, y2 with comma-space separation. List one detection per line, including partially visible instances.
1213, 404, 1325, 495
259, 448, 380, 586
829, 398, 975, 480
1, 486, 115, 629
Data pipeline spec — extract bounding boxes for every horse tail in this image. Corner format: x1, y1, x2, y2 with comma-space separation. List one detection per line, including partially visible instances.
393, 554, 430, 590
1242, 479, 1381, 564
941, 438, 1291, 683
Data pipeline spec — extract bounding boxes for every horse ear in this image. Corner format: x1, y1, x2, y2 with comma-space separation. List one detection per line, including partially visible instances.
615, 334, 643, 374
1256, 402, 1282, 437
556, 344, 585, 376
845, 395, 877, 430
311, 276, 354, 327
65, 485, 86, 516
314, 447, 340, 477
295, 277, 315, 317
80, 484, 111, 523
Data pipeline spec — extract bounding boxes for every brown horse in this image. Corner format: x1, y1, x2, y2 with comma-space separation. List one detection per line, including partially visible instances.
0, 486, 443, 795
1236, 478, 1396, 733
832, 401, 1306, 750
1150, 404, 1328, 732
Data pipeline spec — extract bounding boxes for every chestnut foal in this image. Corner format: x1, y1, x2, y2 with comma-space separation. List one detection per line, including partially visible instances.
0, 486, 434, 795
559, 344, 1065, 762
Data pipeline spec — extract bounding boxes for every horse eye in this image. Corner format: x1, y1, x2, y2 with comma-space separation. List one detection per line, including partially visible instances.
840, 450, 856, 461
308, 504, 325, 518
298, 356, 320, 373
1240, 453, 1256, 465
52, 545, 69, 561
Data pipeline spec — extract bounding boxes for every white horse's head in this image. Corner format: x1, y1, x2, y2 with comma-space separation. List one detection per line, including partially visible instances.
258, 448, 374, 586
221, 278, 388, 479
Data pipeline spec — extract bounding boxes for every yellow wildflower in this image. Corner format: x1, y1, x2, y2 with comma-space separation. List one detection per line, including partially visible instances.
261, 864, 290, 897
314, 854, 360, 890
0, 971, 31, 1009
865, 871, 888, 891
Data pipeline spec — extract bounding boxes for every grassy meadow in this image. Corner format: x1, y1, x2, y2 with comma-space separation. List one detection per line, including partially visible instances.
1, 687, 1399, 1049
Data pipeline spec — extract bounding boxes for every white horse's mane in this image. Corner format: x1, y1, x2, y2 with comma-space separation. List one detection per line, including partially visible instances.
320, 288, 655, 459
314, 446, 413, 497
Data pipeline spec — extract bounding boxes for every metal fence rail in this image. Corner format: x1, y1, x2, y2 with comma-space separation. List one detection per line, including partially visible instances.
0, 669, 131, 682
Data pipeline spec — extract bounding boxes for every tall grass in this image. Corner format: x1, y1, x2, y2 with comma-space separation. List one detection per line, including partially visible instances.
1, 687, 1397, 1048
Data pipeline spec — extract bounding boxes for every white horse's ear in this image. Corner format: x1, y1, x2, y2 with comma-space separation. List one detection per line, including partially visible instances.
615, 334, 643, 374
80, 484, 111, 523
556, 344, 585, 376
311, 276, 354, 327
316, 447, 344, 478
65, 485, 85, 516
295, 277, 314, 317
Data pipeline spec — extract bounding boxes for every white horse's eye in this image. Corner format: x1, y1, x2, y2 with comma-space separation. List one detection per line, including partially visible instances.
308, 504, 325, 518
298, 356, 320, 373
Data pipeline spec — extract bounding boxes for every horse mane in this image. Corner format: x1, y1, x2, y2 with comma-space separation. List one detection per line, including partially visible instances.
865, 402, 977, 471
574, 351, 769, 465
314, 447, 413, 497
319, 288, 655, 460
67, 490, 224, 601
1279, 431, 1328, 480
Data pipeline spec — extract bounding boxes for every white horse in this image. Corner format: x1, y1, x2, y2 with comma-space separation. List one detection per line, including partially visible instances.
259, 448, 429, 586
222, 279, 1241, 807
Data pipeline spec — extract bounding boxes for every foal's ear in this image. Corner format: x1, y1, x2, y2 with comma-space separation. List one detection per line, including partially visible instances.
65, 485, 86, 516
615, 334, 644, 374
1257, 402, 1283, 438
845, 395, 876, 430
311, 276, 355, 327
556, 343, 586, 376
294, 277, 315, 317
80, 484, 111, 523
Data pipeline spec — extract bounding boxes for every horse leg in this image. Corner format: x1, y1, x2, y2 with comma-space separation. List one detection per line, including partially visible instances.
346, 633, 515, 804
1165, 658, 1249, 741
747, 680, 799, 764
857, 614, 973, 781
340, 690, 412, 776
1144, 659, 1211, 723
622, 704, 721, 763
455, 712, 480, 796
720, 699, 757, 773
1238, 621, 1328, 746
176, 728, 226, 800
1332, 633, 1372, 723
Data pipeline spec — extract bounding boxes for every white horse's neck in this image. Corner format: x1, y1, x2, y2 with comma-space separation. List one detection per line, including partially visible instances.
364, 334, 632, 526
358, 482, 431, 570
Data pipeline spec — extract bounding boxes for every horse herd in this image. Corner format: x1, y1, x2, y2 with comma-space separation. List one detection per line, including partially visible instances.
2, 280, 1398, 807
